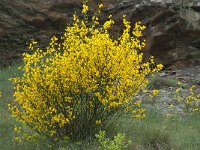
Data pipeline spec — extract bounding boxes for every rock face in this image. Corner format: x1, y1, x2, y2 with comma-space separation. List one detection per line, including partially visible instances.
154, 6, 200, 68
0, 0, 83, 67
0, 0, 200, 69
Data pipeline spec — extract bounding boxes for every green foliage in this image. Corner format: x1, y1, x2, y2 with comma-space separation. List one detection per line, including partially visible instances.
96, 131, 131, 150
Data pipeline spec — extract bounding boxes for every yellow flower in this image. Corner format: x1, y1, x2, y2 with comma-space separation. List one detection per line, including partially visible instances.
152, 89, 159, 96
175, 88, 181, 93
193, 108, 199, 111
156, 64, 163, 70
82, 4, 89, 14
103, 20, 114, 30
95, 120, 101, 125
109, 101, 121, 108
14, 125, 21, 133
50, 130, 56, 136
98, 4, 103, 9
177, 81, 182, 85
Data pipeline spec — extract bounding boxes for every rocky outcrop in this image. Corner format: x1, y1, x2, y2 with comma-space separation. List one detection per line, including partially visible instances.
128, 0, 200, 69
0, 0, 200, 69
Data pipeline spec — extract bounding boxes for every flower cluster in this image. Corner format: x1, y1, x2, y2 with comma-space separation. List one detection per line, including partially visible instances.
9, 2, 162, 142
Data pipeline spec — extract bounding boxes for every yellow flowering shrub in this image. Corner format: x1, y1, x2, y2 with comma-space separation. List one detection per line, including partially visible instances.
9, 2, 162, 142
174, 85, 200, 113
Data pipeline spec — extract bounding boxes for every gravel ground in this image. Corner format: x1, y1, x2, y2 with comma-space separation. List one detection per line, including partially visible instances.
142, 65, 200, 117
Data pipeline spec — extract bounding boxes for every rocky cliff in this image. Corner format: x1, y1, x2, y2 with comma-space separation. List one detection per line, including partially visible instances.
0, 0, 200, 69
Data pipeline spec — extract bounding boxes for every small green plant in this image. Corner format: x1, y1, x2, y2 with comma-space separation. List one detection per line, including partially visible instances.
96, 131, 131, 150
